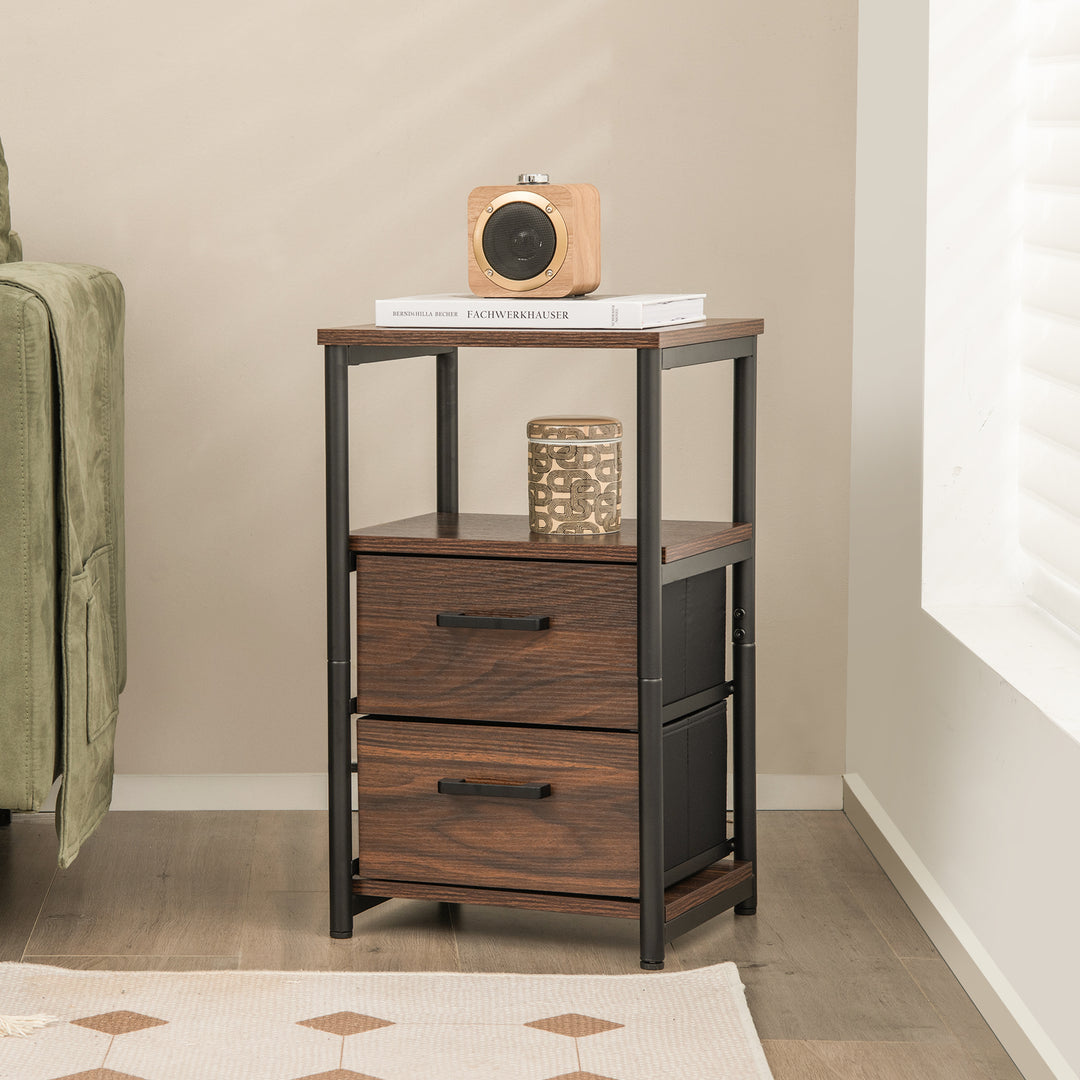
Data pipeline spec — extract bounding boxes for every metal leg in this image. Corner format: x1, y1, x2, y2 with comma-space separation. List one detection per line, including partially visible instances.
0, 810, 11, 826
637, 347, 665, 969
436, 351, 459, 514
325, 344, 356, 937
732, 348, 758, 915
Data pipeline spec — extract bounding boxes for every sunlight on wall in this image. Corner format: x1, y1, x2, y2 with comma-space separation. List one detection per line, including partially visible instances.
922, 0, 1026, 609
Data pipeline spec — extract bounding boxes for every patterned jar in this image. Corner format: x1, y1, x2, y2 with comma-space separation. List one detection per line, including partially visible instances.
527, 416, 622, 534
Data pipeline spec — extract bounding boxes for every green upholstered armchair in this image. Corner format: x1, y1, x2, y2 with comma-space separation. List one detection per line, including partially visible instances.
0, 136, 126, 866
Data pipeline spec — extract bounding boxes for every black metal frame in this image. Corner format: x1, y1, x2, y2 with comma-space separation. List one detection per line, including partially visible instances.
323, 333, 757, 966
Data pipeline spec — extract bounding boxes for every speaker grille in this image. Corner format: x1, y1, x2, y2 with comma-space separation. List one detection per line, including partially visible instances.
481, 201, 557, 280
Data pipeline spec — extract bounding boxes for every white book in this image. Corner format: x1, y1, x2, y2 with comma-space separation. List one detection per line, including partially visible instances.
374, 293, 707, 330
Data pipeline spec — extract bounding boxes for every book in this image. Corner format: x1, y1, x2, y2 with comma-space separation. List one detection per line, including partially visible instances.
374, 293, 707, 330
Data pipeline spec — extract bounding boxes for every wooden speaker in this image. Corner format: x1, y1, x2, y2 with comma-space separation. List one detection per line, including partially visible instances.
468, 175, 600, 298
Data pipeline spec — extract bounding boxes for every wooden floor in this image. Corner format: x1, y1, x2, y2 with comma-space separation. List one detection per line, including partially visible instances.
0, 810, 1022, 1080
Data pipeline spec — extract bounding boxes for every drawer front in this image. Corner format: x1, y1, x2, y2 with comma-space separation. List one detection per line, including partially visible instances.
357, 555, 637, 729
357, 717, 639, 896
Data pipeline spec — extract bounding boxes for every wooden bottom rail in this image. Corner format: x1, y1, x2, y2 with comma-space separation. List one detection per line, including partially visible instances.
353, 859, 752, 922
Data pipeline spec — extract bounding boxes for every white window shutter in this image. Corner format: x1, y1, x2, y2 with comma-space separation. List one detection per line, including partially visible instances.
1020, 0, 1080, 633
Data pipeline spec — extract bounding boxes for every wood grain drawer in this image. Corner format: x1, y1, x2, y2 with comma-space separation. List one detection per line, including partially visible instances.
356, 717, 639, 896
356, 555, 637, 729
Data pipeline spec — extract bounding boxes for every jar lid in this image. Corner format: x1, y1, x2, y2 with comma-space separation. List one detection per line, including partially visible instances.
527, 416, 622, 442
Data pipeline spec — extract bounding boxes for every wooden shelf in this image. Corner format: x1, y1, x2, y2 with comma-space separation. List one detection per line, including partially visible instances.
350, 513, 751, 564
318, 317, 764, 351
354, 859, 753, 922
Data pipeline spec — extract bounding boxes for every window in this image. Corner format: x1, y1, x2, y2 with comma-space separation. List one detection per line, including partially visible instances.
922, 0, 1080, 737
1020, 0, 1080, 636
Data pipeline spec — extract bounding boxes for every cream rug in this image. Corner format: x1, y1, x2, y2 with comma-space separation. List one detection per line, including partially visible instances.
0, 961, 772, 1080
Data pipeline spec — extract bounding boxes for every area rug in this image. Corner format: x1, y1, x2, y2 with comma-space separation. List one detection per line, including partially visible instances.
0, 961, 772, 1080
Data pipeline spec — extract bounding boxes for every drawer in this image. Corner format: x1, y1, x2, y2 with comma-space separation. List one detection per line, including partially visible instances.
663, 700, 728, 883
356, 554, 638, 729
356, 717, 639, 896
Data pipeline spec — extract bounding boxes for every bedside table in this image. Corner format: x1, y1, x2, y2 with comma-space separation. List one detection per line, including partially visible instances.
320, 320, 762, 969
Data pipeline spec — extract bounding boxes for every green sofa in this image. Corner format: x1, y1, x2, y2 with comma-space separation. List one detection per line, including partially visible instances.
0, 136, 125, 866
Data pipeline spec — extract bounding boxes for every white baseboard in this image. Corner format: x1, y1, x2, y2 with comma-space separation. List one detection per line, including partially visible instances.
38, 774, 331, 812
843, 773, 1077, 1080
33, 772, 843, 813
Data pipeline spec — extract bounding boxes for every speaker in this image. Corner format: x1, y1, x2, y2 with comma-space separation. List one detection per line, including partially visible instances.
468, 174, 600, 298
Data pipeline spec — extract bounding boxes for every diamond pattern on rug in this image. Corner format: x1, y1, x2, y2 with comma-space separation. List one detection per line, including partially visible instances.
545, 1073, 620, 1080
297, 1011, 394, 1036
290, 1071, 386, 1080
0, 962, 770, 1080
525, 1014, 624, 1038
49, 1070, 150, 1080
70, 1012, 169, 1036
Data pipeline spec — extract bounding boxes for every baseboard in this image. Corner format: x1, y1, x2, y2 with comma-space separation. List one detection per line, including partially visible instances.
32, 772, 843, 813
843, 773, 1078, 1080
38, 774, 331, 812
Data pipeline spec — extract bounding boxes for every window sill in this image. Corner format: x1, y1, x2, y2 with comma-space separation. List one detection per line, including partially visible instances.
924, 598, 1080, 742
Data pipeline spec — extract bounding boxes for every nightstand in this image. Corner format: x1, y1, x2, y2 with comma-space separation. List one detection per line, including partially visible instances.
321, 320, 762, 969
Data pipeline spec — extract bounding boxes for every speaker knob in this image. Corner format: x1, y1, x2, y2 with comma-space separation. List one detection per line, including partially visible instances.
518, 173, 549, 185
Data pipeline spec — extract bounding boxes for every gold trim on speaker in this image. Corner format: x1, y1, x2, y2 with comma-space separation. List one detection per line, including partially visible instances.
471, 190, 569, 292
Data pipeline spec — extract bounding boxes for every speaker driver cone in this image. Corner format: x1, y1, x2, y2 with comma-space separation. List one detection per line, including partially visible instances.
472, 189, 569, 292
482, 202, 557, 280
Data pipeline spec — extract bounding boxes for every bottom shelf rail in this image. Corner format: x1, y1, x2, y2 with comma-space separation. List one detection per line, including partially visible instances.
352, 858, 753, 929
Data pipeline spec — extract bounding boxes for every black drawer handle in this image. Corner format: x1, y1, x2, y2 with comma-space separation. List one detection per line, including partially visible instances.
436, 612, 551, 631
437, 777, 552, 799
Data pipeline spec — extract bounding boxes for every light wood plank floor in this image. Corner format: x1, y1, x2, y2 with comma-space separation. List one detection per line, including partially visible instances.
0, 810, 1023, 1080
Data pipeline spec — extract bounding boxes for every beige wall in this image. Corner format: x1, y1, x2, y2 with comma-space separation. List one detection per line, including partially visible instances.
1, 1, 857, 789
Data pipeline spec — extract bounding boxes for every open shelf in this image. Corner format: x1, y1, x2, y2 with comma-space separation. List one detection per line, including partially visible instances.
350, 512, 752, 565
354, 859, 753, 923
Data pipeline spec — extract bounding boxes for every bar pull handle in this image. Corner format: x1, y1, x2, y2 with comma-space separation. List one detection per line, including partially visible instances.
437, 777, 552, 799
436, 612, 551, 631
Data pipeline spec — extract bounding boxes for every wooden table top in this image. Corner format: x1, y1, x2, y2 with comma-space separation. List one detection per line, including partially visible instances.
317, 316, 764, 350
